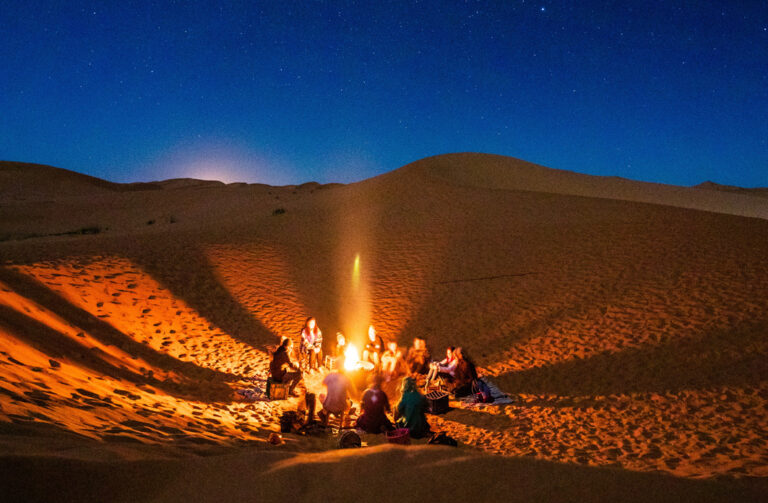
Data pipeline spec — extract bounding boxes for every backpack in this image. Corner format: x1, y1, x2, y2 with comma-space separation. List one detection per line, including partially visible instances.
472, 378, 494, 403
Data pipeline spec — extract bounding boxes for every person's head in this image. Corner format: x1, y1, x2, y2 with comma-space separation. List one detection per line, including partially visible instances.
454, 347, 463, 360
281, 337, 292, 349
370, 373, 384, 389
413, 338, 424, 350
368, 325, 376, 342
446, 346, 455, 359
387, 341, 397, 353
336, 332, 345, 345
306, 317, 317, 330
401, 376, 417, 394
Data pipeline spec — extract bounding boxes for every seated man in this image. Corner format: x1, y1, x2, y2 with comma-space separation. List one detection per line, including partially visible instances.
269, 338, 302, 397
355, 374, 394, 434
380, 341, 405, 382
424, 345, 457, 390
405, 337, 431, 375
319, 360, 357, 424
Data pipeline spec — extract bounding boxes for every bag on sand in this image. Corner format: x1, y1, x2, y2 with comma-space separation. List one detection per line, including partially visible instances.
472, 379, 494, 403
428, 431, 458, 447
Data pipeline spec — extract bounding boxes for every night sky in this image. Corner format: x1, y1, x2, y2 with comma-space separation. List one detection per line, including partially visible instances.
1, 1, 766, 187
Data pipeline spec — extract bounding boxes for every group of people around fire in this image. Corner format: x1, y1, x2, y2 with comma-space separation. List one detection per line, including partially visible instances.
268, 317, 480, 439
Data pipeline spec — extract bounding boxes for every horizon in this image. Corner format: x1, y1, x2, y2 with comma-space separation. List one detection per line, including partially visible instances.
3, 151, 768, 190
1, 2, 766, 188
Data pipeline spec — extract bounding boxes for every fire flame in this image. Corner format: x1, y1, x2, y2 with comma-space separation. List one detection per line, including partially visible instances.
344, 343, 360, 371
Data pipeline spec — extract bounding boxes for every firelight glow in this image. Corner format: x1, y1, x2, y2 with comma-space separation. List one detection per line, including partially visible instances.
344, 343, 360, 371
352, 254, 360, 287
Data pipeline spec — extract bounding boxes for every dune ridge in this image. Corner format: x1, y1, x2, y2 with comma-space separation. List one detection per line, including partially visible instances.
394, 153, 768, 220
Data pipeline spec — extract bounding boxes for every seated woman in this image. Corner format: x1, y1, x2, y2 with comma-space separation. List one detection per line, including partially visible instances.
394, 376, 431, 439
424, 346, 457, 390
355, 374, 394, 433
380, 341, 405, 382
362, 325, 384, 368
405, 337, 431, 375
269, 338, 302, 397
300, 317, 323, 372
450, 347, 478, 398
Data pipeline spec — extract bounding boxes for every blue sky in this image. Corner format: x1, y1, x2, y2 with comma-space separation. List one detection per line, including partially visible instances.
1, 1, 766, 186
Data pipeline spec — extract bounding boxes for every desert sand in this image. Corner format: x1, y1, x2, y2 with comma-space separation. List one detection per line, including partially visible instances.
1, 153, 767, 502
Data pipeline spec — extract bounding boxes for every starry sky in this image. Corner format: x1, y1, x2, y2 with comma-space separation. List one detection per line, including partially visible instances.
1, 1, 766, 187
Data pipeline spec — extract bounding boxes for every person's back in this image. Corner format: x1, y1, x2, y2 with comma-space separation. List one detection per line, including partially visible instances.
356, 380, 393, 433
396, 377, 430, 438
270, 346, 289, 381
322, 371, 352, 415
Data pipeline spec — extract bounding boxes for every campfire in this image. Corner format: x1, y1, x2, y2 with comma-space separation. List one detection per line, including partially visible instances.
344, 343, 360, 371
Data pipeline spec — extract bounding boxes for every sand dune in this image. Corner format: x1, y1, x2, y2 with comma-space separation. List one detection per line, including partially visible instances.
396, 153, 768, 220
1, 154, 767, 501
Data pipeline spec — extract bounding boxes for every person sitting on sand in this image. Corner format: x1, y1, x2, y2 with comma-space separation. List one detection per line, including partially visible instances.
319, 360, 357, 424
334, 331, 346, 358
450, 347, 478, 398
380, 341, 405, 382
300, 317, 323, 372
405, 337, 431, 375
269, 338, 302, 397
424, 346, 457, 390
362, 325, 384, 368
394, 376, 431, 439
355, 374, 394, 434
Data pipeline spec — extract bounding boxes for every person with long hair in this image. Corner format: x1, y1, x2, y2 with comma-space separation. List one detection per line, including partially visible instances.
393, 376, 431, 439
300, 317, 323, 372
451, 347, 478, 397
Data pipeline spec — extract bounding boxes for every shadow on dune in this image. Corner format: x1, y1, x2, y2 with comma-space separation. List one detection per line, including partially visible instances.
0, 267, 236, 401
2, 444, 767, 503
493, 320, 768, 396
129, 242, 279, 350
0, 305, 232, 403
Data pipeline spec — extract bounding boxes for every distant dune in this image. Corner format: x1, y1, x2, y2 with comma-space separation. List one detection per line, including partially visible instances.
1, 153, 767, 501
392, 153, 768, 220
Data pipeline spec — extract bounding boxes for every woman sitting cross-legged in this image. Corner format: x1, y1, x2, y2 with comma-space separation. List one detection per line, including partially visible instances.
355, 374, 394, 434
393, 376, 431, 439
424, 345, 457, 390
